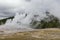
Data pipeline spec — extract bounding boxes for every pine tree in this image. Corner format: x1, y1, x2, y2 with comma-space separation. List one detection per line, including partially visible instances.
31, 11, 60, 29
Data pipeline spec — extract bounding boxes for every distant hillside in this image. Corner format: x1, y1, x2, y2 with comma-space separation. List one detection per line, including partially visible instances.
31, 11, 60, 29
0, 16, 14, 25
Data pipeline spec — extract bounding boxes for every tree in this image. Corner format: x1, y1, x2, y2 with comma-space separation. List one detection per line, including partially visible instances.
0, 16, 14, 25
31, 11, 60, 29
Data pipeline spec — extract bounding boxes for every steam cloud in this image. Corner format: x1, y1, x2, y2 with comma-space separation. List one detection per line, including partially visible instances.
0, 0, 60, 33
0, 0, 60, 18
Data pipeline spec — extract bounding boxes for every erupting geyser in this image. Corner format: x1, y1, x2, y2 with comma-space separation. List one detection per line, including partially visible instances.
0, 0, 60, 33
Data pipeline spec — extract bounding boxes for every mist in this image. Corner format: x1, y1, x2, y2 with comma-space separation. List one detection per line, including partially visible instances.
0, 0, 60, 33
0, 0, 60, 18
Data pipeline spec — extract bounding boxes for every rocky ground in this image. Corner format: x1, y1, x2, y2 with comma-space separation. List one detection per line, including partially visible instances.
0, 28, 60, 40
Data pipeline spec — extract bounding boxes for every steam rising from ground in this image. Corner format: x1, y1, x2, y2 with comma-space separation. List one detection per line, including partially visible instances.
0, 0, 60, 33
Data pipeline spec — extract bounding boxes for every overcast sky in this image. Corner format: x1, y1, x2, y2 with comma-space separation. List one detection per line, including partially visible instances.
0, 0, 60, 19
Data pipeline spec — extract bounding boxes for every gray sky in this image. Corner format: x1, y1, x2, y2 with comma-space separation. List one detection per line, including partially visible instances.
0, 0, 60, 19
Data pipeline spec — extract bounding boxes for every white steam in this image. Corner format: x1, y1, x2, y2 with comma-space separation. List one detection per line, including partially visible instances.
0, 0, 60, 33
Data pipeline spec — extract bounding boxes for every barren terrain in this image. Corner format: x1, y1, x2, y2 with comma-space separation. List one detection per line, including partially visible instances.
0, 28, 60, 40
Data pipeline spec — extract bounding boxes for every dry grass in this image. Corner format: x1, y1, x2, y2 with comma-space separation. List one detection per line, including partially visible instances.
0, 28, 60, 40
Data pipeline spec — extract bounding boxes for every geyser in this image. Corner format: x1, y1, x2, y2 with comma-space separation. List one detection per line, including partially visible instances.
0, 0, 60, 33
